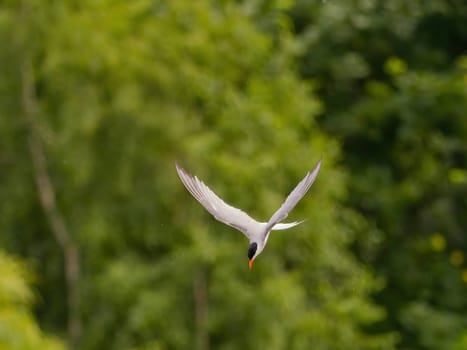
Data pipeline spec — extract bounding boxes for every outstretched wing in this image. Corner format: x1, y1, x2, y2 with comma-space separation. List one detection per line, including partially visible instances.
176, 164, 262, 239
263, 159, 322, 235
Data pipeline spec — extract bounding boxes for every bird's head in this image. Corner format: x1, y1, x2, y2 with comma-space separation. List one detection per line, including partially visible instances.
247, 242, 258, 269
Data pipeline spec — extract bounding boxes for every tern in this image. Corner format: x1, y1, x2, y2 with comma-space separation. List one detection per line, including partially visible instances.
176, 159, 322, 269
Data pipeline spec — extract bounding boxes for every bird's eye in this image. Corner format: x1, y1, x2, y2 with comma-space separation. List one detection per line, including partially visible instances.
247, 242, 257, 259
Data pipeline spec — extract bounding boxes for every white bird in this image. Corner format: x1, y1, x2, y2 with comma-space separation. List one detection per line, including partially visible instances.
176, 159, 322, 269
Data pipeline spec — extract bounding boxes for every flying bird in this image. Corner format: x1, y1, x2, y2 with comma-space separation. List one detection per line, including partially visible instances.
176, 159, 322, 269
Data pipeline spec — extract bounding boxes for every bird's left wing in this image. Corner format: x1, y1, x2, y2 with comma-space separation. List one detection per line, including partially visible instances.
263, 158, 322, 235
176, 164, 262, 239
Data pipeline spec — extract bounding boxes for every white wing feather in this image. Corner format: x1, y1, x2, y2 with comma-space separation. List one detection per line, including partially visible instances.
263, 159, 322, 235
176, 164, 262, 239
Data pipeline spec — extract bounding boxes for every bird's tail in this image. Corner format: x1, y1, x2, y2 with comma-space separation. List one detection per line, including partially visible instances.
271, 220, 306, 230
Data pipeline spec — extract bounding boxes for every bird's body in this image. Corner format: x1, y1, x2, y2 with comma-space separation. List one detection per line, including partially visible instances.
176, 159, 322, 268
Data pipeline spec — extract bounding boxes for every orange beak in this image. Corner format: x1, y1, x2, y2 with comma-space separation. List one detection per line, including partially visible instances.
249, 259, 254, 269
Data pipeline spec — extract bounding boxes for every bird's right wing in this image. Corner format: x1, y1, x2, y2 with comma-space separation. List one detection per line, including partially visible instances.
263, 159, 322, 235
176, 164, 262, 239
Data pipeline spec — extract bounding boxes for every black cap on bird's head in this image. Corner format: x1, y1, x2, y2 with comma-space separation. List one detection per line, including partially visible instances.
247, 242, 257, 269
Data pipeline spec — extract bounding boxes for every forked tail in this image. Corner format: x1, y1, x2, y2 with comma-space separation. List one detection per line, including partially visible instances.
271, 220, 306, 230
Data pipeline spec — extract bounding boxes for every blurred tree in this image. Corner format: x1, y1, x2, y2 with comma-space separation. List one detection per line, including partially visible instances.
0, 0, 398, 349
0, 251, 64, 350
289, 0, 467, 349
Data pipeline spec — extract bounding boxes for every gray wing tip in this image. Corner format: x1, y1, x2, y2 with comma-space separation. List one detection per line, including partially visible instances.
314, 157, 322, 171
175, 162, 194, 181
307, 158, 322, 180
175, 162, 185, 174
175, 162, 183, 174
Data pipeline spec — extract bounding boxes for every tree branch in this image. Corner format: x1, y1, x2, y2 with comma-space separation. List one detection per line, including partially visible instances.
193, 269, 209, 350
20, 53, 81, 346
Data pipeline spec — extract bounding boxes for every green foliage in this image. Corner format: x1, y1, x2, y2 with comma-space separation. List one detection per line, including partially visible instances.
0, 0, 396, 349
0, 251, 64, 350
400, 302, 467, 350
5, 0, 466, 349
289, 0, 467, 349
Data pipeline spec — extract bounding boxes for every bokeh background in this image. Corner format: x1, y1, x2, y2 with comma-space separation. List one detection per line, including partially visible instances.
1, 0, 466, 349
